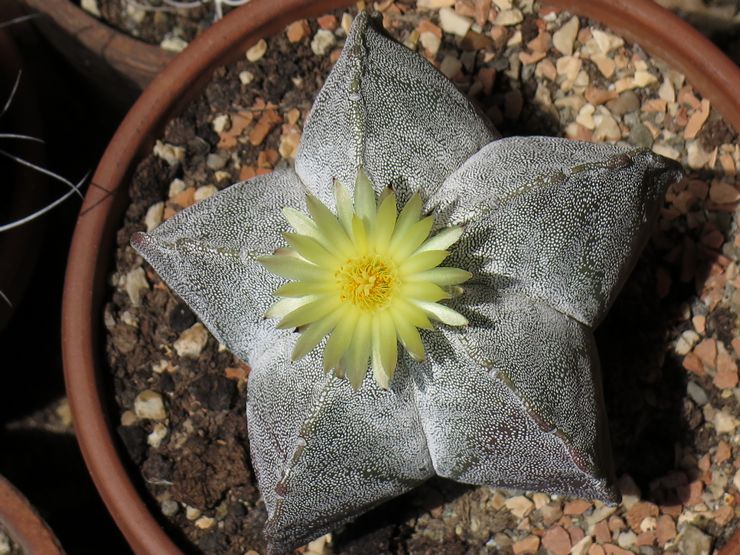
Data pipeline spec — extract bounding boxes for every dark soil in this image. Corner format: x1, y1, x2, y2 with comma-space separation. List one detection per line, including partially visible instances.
105, 4, 739, 555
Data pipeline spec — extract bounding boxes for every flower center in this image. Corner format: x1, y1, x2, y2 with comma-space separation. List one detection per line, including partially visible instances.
336, 255, 396, 311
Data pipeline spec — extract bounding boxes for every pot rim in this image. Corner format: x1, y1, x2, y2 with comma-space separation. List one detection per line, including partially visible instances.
61, 1, 740, 554
0, 475, 64, 554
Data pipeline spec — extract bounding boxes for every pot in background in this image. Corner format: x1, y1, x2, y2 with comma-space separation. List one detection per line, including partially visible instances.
0, 475, 64, 554
61, 0, 740, 553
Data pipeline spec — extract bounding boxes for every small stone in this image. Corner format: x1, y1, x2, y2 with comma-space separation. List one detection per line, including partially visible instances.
542, 525, 571, 555
714, 409, 736, 433
168, 178, 186, 198
311, 29, 336, 56
603, 545, 632, 555
677, 524, 711, 555
185, 506, 201, 520
125, 267, 149, 307
709, 180, 740, 204
684, 99, 711, 139
626, 502, 659, 532
532, 492, 550, 509
417, 0, 455, 7
147, 422, 168, 448
195, 516, 216, 530
419, 31, 441, 56
715, 441, 731, 464
535, 59, 557, 81
629, 123, 653, 148
505, 495, 534, 518
553, 16, 579, 56
633, 70, 657, 88
571, 536, 593, 555
576, 104, 596, 130
341, 13, 353, 35
616, 531, 637, 548
174, 323, 208, 358
249, 110, 282, 146
590, 54, 615, 78
206, 152, 228, 170
617, 475, 641, 509
590, 29, 623, 53
588, 545, 606, 555
246, 39, 267, 61
686, 381, 708, 405
593, 113, 620, 142
655, 515, 676, 546
134, 390, 167, 420
317, 15, 338, 30
437, 9, 470, 39
160, 35, 188, 53
212, 114, 230, 134
513, 535, 540, 554
439, 55, 463, 78
733, 468, 740, 491
687, 140, 713, 170
659, 79, 675, 102
144, 202, 164, 232
161, 499, 179, 517
540, 502, 563, 526
652, 143, 680, 161
194, 185, 218, 202
608, 91, 639, 115
153, 140, 185, 166
81, 0, 100, 17
495, 8, 523, 26
286, 20, 309, 42
239, 70, 254, 85
586, 505, 617, 526
564, 499, 592, 515
120, 410, 137, 426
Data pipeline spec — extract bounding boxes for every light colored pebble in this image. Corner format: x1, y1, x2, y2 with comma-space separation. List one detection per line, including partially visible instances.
439, 55, 463, 78
617, 531, 637, 548
0, 530, 11, 555
147, 422, 168, 448
306, 533, 333, 555
311, 29, 336, 56
439, 7, 472, 36
677, 524, 711, 555
160, 35, 188, 53
553, 15, 579, 56
152, 360, 169, 374
161, 499, 179, 517
591, 54, 615, 78
120, 410, 137, 426
417, 0, 455, 7
709, 180, 740, 204
153, 140, 185, 166
492, 0, 512, 8
125, 267, 149, 307
195, 185, 218, 202
591, 29, 623, 53
659, 79, 675, 103
576, 103, 596, 130
144, 202, 164, 232
239, 70, 254, 85
185, 506, 201, 520
495, 8, 523, 26
633, 70, 658, 87
174, 322, 208, 358
341, 13, 353, 35
586, 504, 617, 526
126, 2, 146, 23
420, 32, 441, 56
652, 143, 680, 161
80, 0, 100, 16
618, 474, 641, 509
120, 310, 137, 327
504, 495, 534, 518
168, 178, 186, 198
206, 152, 228, 170
570, 536, 592, 555
246, 39, 267, 61
714, 409, 737, 433
686, 381, 709, 406
134, 390, 167, 421
195, 516, 216, 530
593, 112, 621, 142
675, 330, 700, 355
212, 114, 230, 133
640, 516, 657, 532
687, 140, 713, 170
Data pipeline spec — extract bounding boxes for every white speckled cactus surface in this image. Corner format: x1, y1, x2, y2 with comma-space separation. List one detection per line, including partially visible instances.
131, 11, 683, 553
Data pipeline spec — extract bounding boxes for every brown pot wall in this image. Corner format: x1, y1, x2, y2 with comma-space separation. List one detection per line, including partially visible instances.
61, 1, 740, 554
19, 0, 175, 108
0, 475, 64, 554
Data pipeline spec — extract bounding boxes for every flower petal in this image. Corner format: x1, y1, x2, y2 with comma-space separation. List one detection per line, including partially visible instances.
130, 168, 307, 362
295, 12, 497, 206
247, 337, 432, 552
433, 137, 683, 326
413, 285, 619, 502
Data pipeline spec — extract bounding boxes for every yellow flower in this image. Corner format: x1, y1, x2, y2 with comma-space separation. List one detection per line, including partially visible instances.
259, 169, 471, 389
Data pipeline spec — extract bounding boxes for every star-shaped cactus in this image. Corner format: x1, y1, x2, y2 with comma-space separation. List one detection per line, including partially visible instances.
131, 12, 683, 554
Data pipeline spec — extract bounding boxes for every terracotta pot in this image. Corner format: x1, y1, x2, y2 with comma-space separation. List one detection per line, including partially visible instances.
0, 475, 64, 554
19, 0, 174, 108
61, 1, 740, 553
